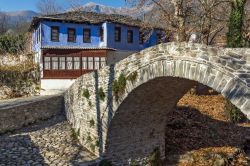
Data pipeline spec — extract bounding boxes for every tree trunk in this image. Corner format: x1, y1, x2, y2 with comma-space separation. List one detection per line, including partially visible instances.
172, 0, 187, 42
227, 0, 247, 47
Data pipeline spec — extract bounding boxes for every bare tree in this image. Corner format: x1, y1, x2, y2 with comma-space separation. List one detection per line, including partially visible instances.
126, 0, 232, 44
36, 0, 63, 15
195, 0, 231, 45
0, 11, 9, 35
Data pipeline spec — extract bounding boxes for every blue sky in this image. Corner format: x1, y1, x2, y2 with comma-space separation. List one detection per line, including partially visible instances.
0, 0, 127, 12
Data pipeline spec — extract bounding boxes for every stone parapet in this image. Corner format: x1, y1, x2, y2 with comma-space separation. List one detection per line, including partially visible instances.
0, 95, 64, 134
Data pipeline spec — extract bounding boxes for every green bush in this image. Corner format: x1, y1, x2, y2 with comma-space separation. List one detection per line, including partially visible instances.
99, 159, 112, 166
98, 87, 106, 101
0, 34, 27, 54
224, 100, 245, 123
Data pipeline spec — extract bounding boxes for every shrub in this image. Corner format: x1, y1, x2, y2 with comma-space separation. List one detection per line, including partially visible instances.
148, 147, 162, 166
130, 161, 140, 166
98, 87, 106, 101
0, 34, 27, 55
99, 159, 112, 166
224, 100, 245, 123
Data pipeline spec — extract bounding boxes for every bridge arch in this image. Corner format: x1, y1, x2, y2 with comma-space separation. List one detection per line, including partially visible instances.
64, 42, 250, 164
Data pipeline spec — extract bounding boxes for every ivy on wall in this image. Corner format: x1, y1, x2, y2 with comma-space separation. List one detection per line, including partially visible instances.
227, 0, 247, 48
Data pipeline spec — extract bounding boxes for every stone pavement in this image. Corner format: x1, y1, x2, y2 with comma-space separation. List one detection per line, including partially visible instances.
0, 115, 97, 166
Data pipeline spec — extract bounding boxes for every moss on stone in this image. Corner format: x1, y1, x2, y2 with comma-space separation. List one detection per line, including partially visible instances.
71, 128, 80, 141
82, 89, 90, 99
90, 143, 96, 152
127, 71, 138, 84
98, 87, 106, 101
89, 119, 95, 128
86, 135, 92, 143
95, 140, 99, 147
88, 100, 92, 107
112, 73, 127, 101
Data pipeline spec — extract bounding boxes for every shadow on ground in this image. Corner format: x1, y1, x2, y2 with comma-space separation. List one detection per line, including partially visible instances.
0, 135, 47, 165
164, 106, 250, 165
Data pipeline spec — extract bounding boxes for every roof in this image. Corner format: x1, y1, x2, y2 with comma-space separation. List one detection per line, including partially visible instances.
41, 45, 116, 51
29, 11, 149, 31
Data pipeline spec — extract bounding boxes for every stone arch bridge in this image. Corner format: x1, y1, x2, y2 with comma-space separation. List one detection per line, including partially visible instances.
64, 42, 250, 165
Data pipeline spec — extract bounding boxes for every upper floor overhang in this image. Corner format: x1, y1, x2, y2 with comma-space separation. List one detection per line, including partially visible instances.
41, 45, 116, 51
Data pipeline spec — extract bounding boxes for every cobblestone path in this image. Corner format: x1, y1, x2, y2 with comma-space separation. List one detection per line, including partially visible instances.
0, 115, 97, 166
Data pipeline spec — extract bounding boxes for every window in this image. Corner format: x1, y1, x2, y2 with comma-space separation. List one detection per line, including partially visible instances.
68, 28, 76, 42
66, 57, 73, 70
100, 57, 106, 69
52, 57, 59, 70
82, 57, 88, 70
94, 57, 100, 70
44, 57, 51, 70
88, 57, 93, 70
115, 27, 121, 42
74, 57, 80, 70
157, 33, 162, 44
127, 30, 133, 43
139, 31, 144, 44
83, 29, 91, 43
51, 26, 59, 42
59, 57, 66, 70
100, 27, 104, 42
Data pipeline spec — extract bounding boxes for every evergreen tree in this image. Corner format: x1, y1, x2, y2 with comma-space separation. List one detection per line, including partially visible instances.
227, 0, 246, 48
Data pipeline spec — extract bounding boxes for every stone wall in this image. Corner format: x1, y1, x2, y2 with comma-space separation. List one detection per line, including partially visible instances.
0, 95, 64, 134
64, 42, 250, 165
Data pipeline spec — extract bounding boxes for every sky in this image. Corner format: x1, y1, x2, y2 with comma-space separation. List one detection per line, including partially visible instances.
0, 0, 127, 12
